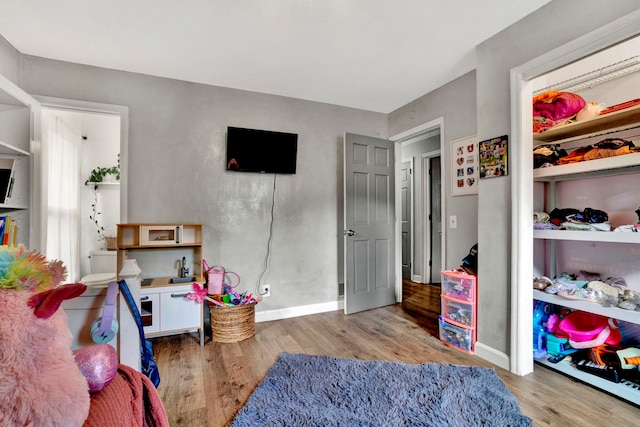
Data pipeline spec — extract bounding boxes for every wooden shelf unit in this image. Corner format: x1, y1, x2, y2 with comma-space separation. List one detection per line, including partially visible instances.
117, 223, 204, 345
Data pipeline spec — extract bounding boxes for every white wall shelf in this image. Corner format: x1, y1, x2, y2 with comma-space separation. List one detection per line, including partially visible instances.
85, 182, 120, 187
0, 140, 29, 156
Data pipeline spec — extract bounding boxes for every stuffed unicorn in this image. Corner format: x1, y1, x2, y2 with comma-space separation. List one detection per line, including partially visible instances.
0, 245, 92, 426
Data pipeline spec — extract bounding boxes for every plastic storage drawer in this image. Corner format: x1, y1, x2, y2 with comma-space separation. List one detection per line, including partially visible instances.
439, 315, 474, 353
441, 295, 474, 327
441, 270, 475, 302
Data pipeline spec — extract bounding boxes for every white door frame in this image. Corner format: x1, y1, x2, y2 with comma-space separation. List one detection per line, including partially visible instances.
510, 11, 640, 375
390, 117, 445, 299
400, 157, 414, 281
34, 96, 129, 225
422, 149, 441, 285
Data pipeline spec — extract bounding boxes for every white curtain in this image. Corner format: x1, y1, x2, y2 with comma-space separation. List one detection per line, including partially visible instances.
42, 111, 82, 282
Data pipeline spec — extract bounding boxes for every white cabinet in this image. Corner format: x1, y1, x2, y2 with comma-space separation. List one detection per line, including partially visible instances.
532, 103, 640, 405
140, 283, 202, 342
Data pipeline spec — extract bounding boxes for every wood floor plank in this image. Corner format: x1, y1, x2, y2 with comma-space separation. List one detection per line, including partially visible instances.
153, 281, 640, 426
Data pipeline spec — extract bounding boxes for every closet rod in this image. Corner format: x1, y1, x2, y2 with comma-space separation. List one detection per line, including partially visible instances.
534, 55, 640, 95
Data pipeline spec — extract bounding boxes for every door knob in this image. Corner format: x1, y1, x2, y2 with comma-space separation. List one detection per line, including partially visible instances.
345, 229, 356, 236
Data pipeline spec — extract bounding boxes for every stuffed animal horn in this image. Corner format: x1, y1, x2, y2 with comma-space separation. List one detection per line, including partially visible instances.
0, 245, 91, 427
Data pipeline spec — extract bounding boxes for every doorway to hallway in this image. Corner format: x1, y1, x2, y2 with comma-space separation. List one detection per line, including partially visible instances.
398, 128, 442, 285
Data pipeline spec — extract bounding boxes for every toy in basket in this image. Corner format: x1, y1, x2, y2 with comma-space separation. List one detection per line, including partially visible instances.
187, 264, 258, 342
202, 260, 240, 295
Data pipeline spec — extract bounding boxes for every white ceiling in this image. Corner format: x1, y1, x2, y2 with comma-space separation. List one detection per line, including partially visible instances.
0, 0, 551, 113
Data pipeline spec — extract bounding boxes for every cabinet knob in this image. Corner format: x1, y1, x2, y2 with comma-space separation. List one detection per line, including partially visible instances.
140, 296, 149, 301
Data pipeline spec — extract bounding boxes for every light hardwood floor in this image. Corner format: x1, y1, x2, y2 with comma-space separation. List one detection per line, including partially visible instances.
153, 282, 640, 426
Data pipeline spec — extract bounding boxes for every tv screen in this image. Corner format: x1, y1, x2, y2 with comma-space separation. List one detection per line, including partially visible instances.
226, 126, 298, 174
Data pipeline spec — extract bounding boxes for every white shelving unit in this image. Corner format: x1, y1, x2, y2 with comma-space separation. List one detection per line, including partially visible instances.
0, 75, 37, 248
533, 97, 640, 405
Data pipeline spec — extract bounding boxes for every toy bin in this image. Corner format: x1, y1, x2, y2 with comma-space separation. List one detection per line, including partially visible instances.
209, 302, 256, 343
441, 295, 474, 327
439, 316, 474, 353
441, 270, 475, 302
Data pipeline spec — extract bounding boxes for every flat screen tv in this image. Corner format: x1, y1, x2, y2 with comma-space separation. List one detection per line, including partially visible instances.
226, 126, 298, 174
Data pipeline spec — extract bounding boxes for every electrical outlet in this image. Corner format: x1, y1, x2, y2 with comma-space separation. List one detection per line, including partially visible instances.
260, 284, 271, 297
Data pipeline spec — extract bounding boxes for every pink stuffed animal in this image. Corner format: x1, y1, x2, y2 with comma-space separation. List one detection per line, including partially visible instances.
0, 245, 92, 426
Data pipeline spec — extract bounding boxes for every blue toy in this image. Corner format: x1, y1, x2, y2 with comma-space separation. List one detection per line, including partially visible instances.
533, 301, 551, 359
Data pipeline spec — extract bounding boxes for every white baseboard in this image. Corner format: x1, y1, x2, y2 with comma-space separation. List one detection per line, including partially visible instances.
474, 341, 510, 371
412, 275, 422, 283
255, 299, 344, 323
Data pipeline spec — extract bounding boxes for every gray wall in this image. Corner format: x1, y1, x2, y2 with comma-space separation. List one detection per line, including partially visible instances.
476, 0, 640, 354
390, 71, 478, 271
17, 55, 388, 311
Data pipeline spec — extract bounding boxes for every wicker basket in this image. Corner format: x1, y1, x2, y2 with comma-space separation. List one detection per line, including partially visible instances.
209, 303, 256, 343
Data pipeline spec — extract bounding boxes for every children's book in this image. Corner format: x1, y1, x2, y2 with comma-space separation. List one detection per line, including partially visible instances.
2, 216, 11, 246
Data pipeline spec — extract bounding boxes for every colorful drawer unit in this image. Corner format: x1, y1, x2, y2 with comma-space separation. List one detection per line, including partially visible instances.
438, 316, 475, 353
439, 269, 477, 353
441, 269, 475, 302
441, 295, 474, 327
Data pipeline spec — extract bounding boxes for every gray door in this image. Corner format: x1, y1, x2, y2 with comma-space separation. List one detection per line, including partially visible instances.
428, 156, 442, 284
401, 160, 412, 280
344, 133, 396, 314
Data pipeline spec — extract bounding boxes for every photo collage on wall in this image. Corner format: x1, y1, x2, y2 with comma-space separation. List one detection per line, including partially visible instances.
451, 136, 478, 196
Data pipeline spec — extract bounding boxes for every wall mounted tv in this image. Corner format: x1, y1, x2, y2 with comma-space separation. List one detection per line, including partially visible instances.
226, 126, 298, 174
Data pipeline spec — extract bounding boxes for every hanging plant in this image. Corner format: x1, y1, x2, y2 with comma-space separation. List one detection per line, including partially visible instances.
86, 154, 120, 249
89, 186, 107, 241
85, 154, 120, 187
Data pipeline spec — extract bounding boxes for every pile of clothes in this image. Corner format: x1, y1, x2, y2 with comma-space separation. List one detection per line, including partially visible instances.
534, 207, 611, 231
534, 138, 637, 169
533, 90, 586, 134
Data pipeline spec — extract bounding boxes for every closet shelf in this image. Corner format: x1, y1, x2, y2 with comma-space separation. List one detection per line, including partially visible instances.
533, 152, 640, 181
534, 229, 640, 244
534, 55, 640, 95
533, 290, 640, 325
533, 103, 640, 143
535, 358, 640, 406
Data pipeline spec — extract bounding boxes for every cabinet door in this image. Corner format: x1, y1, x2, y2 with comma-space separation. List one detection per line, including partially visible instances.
159, 289, 201, 332
140, 293, 160, 334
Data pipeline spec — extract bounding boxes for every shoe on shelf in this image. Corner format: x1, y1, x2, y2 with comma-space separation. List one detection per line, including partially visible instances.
587, 280, 621, 298
557, 287, 602, 302
533, 276, 553, 291
545, 281, 577, 294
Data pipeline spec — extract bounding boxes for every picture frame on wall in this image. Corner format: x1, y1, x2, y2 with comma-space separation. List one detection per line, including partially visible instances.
479, 135, 508, 179
450, 135, 478, 196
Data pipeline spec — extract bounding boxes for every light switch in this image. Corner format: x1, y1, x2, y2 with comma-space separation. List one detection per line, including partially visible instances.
449, 215, 457, 229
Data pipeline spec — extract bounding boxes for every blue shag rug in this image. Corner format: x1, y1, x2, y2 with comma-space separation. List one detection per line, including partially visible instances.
231, 352, 531, 426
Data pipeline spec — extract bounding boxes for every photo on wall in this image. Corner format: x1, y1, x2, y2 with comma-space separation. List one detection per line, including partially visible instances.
479, 135, 508, 179
450, 135, 478, 196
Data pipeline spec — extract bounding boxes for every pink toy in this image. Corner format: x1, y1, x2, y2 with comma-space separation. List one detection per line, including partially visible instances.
0, 245, 94, 426
558, 311, 621, 348
74, 344, 118, 393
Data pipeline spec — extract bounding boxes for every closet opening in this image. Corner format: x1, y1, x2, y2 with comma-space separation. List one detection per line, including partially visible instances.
511, 14, 640, 405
